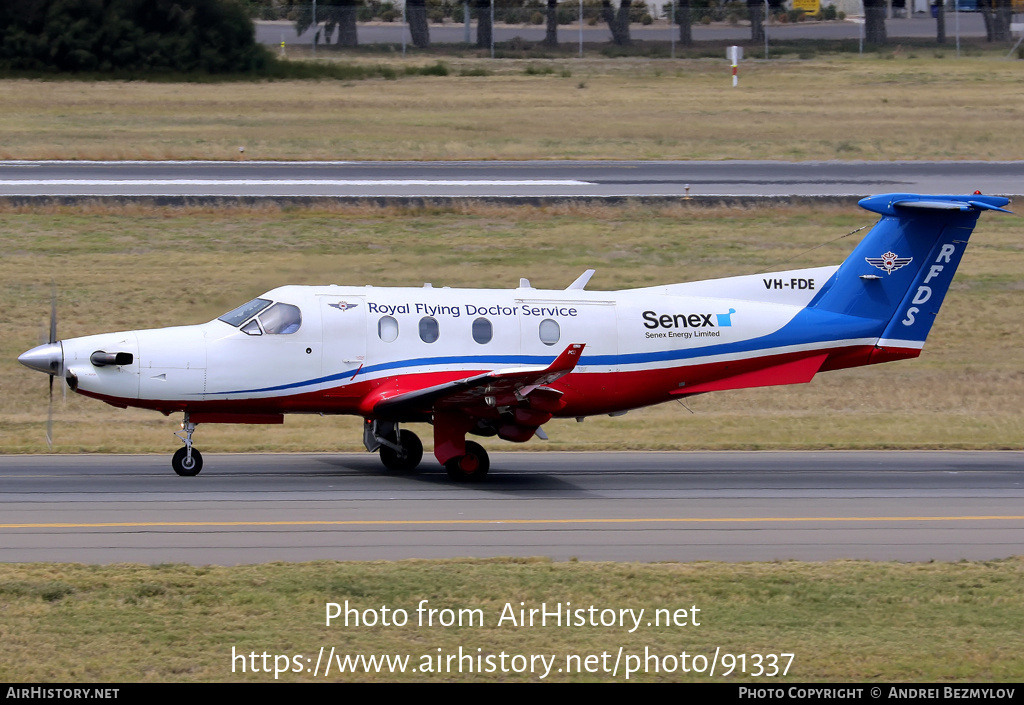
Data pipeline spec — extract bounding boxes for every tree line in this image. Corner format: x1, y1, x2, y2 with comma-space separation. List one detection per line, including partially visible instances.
254, 0, 1020, 50
1, 0, 1017, 75
0, 0, 269, 72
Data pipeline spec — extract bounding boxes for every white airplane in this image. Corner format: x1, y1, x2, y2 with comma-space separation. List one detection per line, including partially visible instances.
18, 193, 1011, 481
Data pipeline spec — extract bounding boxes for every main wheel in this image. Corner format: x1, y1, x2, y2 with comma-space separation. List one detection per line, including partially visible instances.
172, 447, 203, 477
379, 429, 423, 473
445, 440, 489, 482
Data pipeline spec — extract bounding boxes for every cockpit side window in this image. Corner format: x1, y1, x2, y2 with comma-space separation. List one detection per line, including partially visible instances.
259, 303, 302, 335
219, 298, 272, 327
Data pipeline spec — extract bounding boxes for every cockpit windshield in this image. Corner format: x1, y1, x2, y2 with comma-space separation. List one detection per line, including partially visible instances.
259, 303, 302, 334
218, 298, 272, 327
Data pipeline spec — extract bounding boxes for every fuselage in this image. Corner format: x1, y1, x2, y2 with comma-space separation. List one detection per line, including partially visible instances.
53, 261, 919, 422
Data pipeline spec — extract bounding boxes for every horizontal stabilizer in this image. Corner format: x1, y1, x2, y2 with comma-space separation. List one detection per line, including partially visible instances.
858, 193, 1012, 216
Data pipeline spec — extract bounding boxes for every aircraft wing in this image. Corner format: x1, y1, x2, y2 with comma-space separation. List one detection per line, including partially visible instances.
370, 343, 585, 419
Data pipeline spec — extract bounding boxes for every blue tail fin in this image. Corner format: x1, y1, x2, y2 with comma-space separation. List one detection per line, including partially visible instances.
812, 193, 1010, 345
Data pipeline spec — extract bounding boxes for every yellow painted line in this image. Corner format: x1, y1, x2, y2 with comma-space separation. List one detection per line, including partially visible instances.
2, 516, 1023, 530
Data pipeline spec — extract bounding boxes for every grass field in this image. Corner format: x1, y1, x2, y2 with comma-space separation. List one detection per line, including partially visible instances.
1, 53, 1022, 161
1, 558, 1022, 682
2, 201, 1022, 455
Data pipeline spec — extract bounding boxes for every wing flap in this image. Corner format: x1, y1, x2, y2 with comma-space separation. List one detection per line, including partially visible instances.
369, 343, 585, 418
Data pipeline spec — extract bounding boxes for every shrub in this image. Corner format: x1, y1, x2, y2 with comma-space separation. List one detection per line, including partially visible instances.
0, 0, 270, 73
557, 4, 580, 23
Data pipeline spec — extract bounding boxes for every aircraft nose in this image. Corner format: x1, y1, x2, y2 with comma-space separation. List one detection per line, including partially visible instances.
18, 342, 63, 375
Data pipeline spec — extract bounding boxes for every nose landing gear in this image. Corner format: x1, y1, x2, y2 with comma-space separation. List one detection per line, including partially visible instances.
172, 414, 203, 476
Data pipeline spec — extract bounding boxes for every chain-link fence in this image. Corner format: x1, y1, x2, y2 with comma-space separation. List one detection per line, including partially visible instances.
243, 1, 1006, 51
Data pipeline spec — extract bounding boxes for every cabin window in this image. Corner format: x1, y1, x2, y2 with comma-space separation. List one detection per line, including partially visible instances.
218, 298, 272, 327
259, 303, 302, 335
539, 318, 560, 346
419, 316, 440, 344
378, 316, 399, 342
472, 317, 492, 344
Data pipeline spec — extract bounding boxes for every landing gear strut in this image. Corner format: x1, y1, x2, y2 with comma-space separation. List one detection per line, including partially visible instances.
433, 411, 490, 482
365, 420, 423, 473
380, 429, 423, 472
172, 414, 203, 476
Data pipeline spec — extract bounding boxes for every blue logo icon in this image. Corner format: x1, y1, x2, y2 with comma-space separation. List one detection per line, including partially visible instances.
866, 251, 913, 275
716, 308, 736, 327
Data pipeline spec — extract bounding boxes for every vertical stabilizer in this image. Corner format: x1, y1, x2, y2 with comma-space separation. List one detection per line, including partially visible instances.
812, 194, 1010, 345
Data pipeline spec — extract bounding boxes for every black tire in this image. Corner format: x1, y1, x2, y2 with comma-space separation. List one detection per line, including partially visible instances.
379, 429, 423, 473
445, 440, 489, 482
172, 447, 203, 477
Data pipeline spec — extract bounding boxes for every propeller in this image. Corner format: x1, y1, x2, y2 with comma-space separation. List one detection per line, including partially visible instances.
20, 283, 67, 450
46, 283, 58, 450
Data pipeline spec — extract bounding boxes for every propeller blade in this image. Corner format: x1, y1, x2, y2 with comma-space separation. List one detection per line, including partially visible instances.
49, 282, 57, 345
46, 374, 54, 450
47, 282, 58, 449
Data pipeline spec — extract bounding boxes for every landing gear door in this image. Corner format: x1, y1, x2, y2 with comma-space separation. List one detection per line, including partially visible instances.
319, 295, 367, 396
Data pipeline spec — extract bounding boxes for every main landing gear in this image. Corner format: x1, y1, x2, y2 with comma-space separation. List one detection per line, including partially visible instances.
365, 420, 423, 473
432, 411, 490, 482
379, 429, 424, 472
172, 414, 203, 476
444, 440, 489, 482
364, 418, 490, 480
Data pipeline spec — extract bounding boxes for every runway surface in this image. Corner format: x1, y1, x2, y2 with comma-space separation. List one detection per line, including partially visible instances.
2, 451, 1022, 564
3, 160, 1022, 198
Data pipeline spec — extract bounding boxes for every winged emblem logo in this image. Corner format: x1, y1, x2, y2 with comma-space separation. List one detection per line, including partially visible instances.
865, 251, 913, 275
328, 301, 359, 312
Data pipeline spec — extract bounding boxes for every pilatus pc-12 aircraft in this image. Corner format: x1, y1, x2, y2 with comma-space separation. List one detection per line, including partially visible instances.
18, 193, 1011, 481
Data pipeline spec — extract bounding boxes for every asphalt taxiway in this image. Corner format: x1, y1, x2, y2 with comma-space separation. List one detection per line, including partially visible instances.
2, 451, 1021, 564
2, 160, 1022, 199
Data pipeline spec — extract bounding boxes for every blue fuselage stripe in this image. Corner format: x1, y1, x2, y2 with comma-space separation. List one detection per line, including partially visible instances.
208, 307, 888, 396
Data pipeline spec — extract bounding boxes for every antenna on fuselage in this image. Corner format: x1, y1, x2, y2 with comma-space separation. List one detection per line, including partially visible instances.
566, 269, 596, 290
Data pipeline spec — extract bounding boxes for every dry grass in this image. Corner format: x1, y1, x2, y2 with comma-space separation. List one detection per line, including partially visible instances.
2, 201, 1022, 454
1, 558, 1023, 681
1, 55, 1023, 160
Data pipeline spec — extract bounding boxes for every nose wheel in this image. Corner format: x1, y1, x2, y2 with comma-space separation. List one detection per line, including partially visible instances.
172, 446, 203, 476
172, 414, 203, 476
